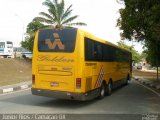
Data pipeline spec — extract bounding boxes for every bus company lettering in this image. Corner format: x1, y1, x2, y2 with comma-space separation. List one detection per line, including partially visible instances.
37, 55, 74, 63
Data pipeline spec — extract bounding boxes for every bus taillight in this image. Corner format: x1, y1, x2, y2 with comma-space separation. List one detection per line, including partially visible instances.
76, 78, 81, 89
32, 74, 35, 85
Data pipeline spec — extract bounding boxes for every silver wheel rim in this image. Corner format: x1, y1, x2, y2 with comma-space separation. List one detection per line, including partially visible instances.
101, 86, 105, 96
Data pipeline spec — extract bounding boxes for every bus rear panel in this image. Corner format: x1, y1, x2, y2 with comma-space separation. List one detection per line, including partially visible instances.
32, 28, 91, 100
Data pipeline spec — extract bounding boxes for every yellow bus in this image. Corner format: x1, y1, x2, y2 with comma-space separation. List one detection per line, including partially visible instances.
31, 28, 132, 101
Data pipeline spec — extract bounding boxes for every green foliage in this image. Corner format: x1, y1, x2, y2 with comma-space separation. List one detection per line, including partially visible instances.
141, 51, 147, 60
21, 20, 46, 51
117, 0, 160, 65
21, 0, 86, 51
21, 36, 34, 52
34, 0, 87, 28
143, 40, 160, 66
117, 41, 142, 63
26, 20, 46, 34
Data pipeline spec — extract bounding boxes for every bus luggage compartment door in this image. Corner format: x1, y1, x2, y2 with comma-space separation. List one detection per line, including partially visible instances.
36, 65, 75, 92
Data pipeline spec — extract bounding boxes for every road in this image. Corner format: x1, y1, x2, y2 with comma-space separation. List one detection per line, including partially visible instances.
0, 80, 160, 120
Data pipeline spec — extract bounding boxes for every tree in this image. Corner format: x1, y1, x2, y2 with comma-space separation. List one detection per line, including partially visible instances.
21, 0, 86, 51
117, 0, 160, 66
34, 0, 86, 28
21, 20, 46, 51
143, 40, 160, 66
117, 41, 142, 63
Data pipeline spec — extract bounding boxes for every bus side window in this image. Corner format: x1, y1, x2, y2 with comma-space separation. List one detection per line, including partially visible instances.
85, 38, 95, 61
115, 49, 123, 62
102, 44, 111, 61
115, 49, 130, 62
85, 38, 102, 61
109, 46, 115, 61
93, 42, 102, 61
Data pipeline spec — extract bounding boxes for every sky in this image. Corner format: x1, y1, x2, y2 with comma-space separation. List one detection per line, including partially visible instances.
0, 0, 143, 53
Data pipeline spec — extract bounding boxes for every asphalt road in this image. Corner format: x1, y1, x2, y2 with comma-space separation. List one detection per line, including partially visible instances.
0, 80, 160, 120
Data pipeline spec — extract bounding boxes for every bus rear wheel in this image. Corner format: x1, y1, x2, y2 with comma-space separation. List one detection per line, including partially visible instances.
99, 82, 106, 99
125, 74, 130, 85
106, 81, 112, 96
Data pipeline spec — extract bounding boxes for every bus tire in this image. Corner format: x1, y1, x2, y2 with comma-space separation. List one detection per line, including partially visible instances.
99, 82, 106, 99
125, 74, 130, 85
106, 81, 112, 96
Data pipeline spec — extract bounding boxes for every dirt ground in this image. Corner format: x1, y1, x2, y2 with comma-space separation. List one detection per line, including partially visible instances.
133, 69, 160, 80
0, 58, 31, 86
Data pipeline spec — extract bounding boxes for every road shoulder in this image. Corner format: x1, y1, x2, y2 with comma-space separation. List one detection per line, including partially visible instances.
0, 81, 31, 94
133, 76, 160, 94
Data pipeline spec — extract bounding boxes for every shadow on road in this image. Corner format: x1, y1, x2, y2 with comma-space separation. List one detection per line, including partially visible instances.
0, 82, 160, 114
0, 83, 132, 109
0, 93, 100, 109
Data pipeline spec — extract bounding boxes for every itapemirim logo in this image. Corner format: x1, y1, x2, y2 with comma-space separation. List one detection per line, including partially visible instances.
45, 33, 65, 50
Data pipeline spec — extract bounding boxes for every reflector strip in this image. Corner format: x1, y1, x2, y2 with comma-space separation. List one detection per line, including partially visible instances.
94, 66, 104, 88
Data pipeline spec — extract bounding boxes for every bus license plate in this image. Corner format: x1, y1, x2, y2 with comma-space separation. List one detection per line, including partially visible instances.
50, 82, 59, 87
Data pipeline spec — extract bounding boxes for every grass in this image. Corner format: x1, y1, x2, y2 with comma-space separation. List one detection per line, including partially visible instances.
0, 58, 31, 86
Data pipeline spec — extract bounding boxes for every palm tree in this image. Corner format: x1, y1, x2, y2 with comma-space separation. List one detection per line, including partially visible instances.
34, 0, 87, 28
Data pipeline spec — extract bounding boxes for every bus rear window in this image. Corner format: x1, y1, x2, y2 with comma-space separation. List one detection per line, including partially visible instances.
38, 28, 77, 52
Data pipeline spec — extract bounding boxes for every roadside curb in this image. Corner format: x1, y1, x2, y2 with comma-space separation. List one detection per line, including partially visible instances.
133, 77, 160, 90
0, 81, 32, 94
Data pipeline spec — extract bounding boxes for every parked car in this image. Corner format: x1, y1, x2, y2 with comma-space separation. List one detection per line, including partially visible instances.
136, 63, 142, 70
21, 52, 32, 59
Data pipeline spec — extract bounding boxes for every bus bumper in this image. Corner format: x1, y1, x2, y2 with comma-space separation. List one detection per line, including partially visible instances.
31, 88, 100, 101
